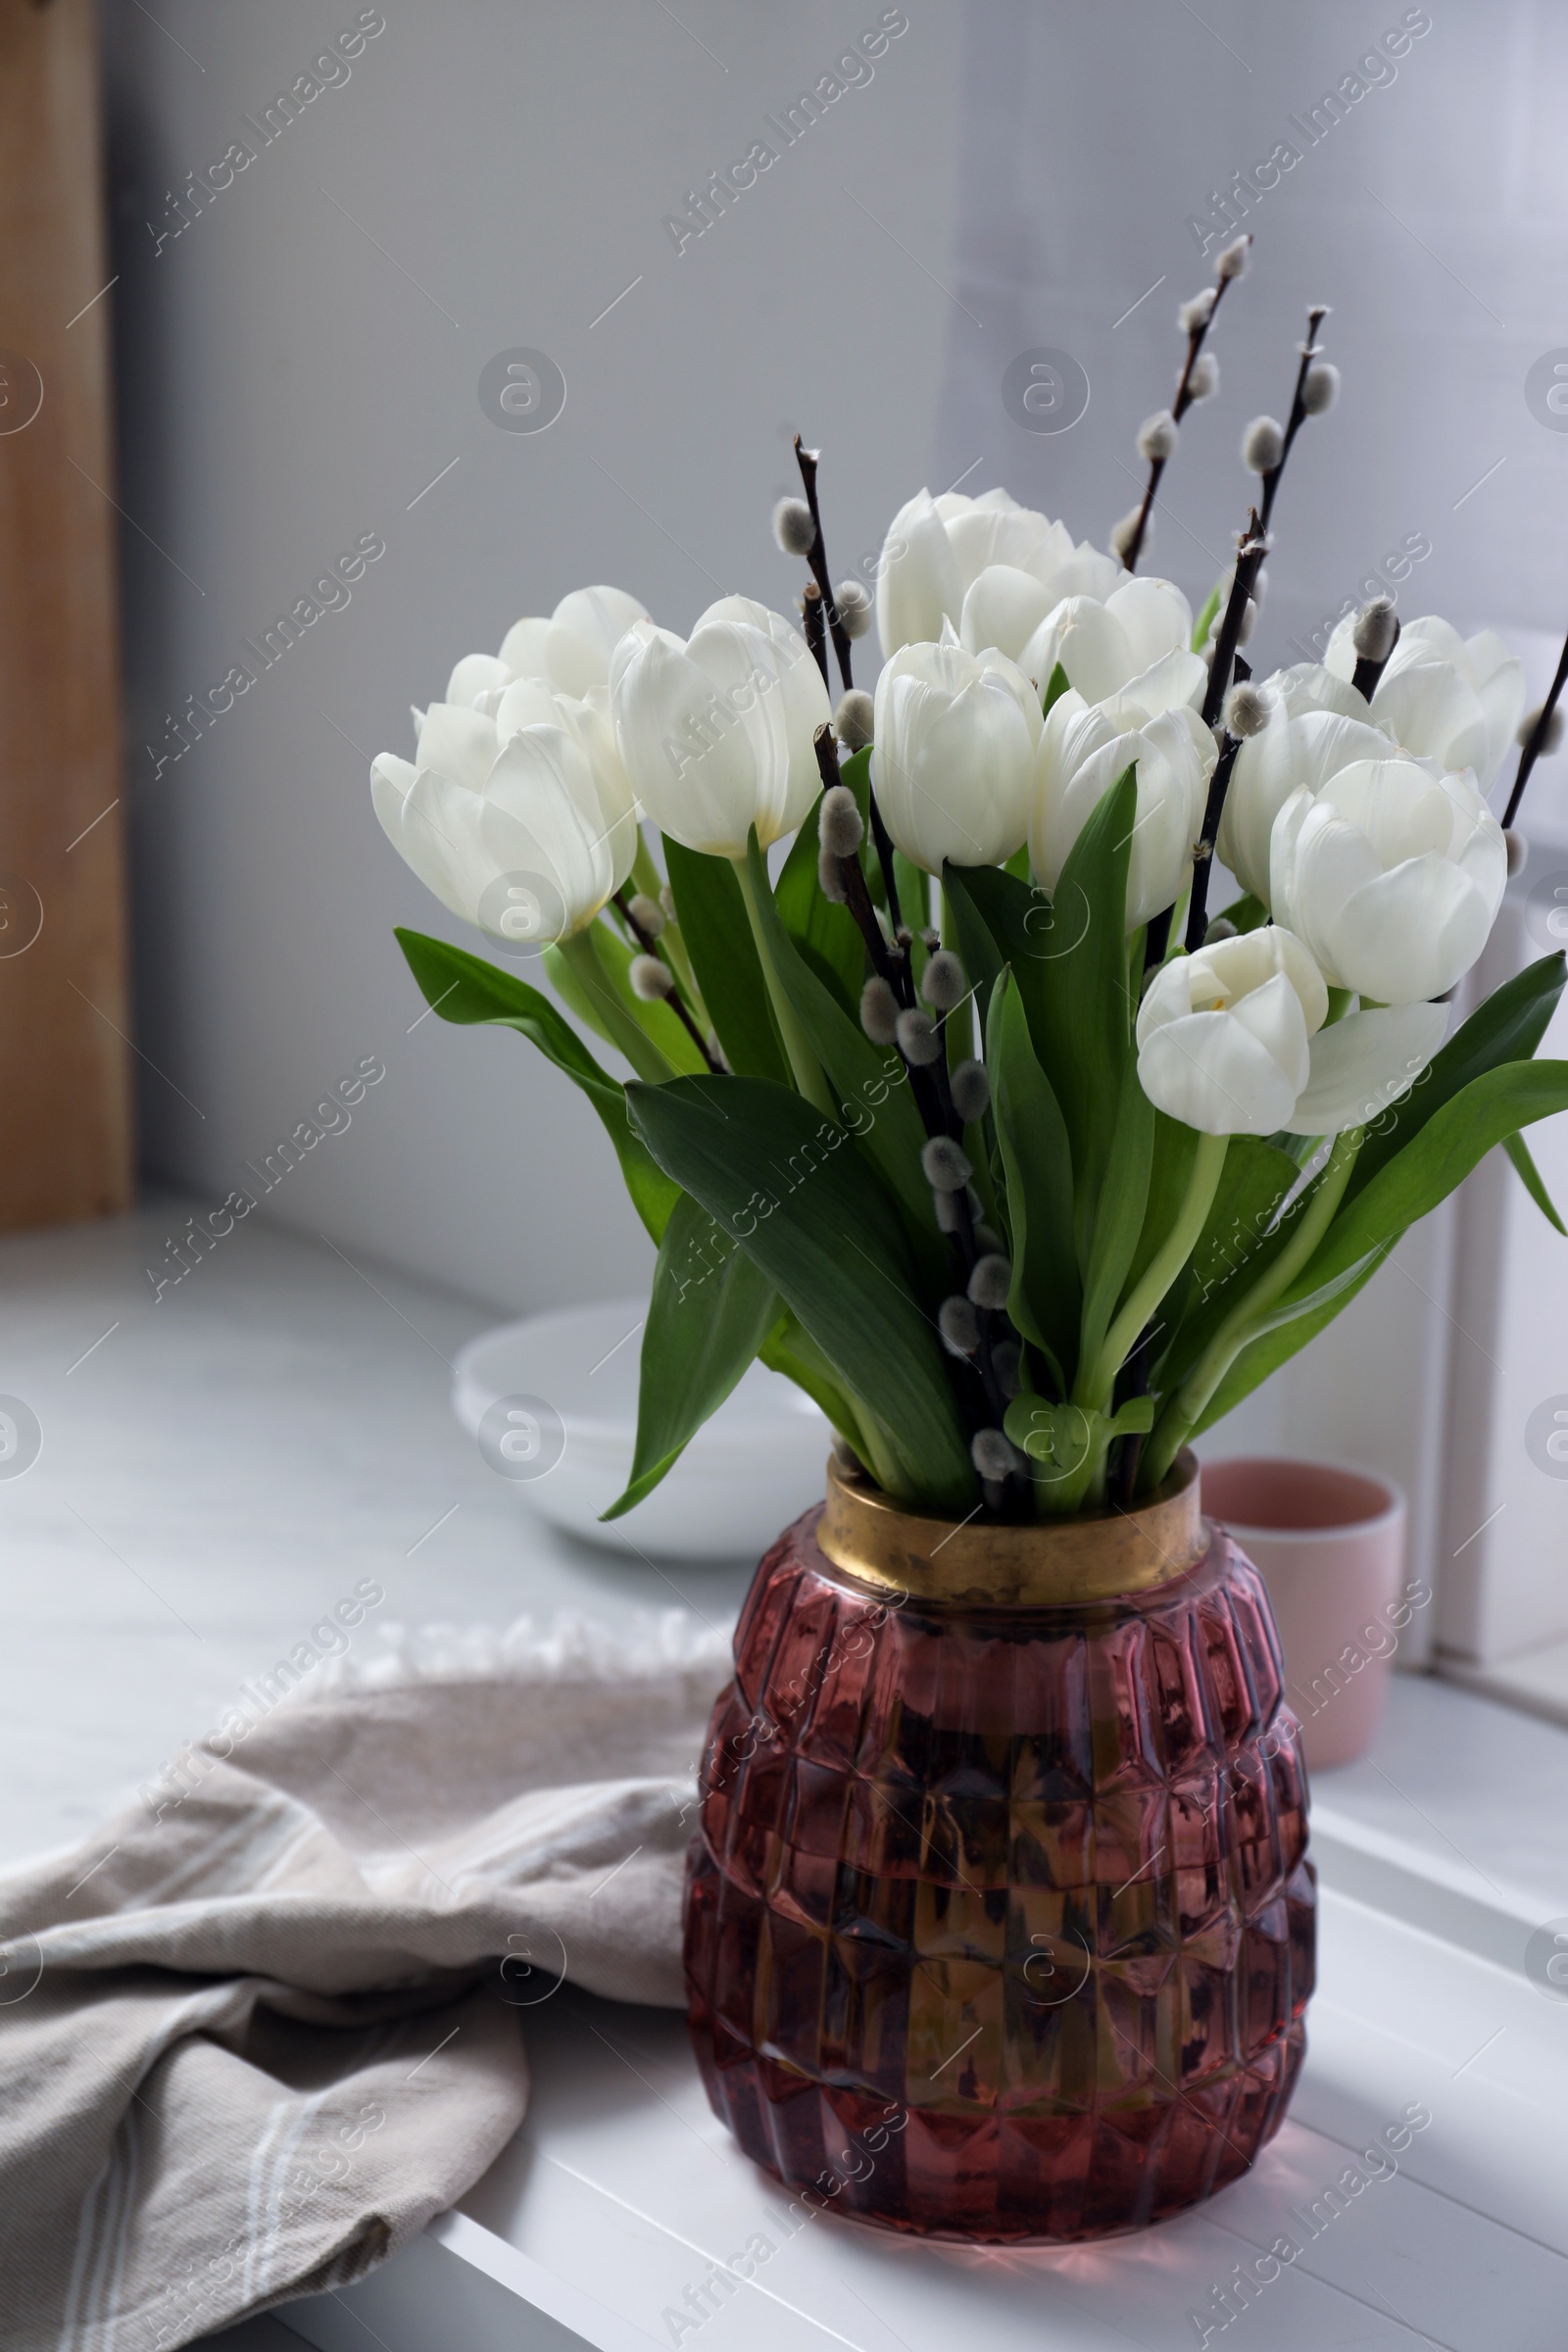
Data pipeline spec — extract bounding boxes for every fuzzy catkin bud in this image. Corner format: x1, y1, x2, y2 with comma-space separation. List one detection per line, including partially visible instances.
629, 954, 674, 1002
817, 847, 848, 904
974, 1222, 1004, 1256
1178, 288, 1216, 335
1519, 702, 1565, 754
859, 976, 901, 1046
1205, 915, 1239, 942
772, 497, 816, 557
835, 580, 872, 639
967, 1253, 1012, 1311
1136, 409, 1178, 465
934, 1184, 981, 1234
971, 1427, 1021, 1481
1505, 829, 1529, 879
921, 1136, 973, 1193
627, 892, 664, 940
897, 1007, 942, 1065
1301, 361, 1340, 416
1236, 597, 1257, 648
1108, 508, 1145, 563
1214, 234, 1250, 281
834, 689, 874, 752
820, 784, 864, 858
991, 1339, 1023, 1397
1223, 682, 1272, 739
1352, 596, 1398, 663
938, 1296, 981, 1357
950, 1058, 990, 1123
919, 949, 967, 1011
1242, 415, 1285, 474
1188, 351, 1219, 402
659, 884, 676, 923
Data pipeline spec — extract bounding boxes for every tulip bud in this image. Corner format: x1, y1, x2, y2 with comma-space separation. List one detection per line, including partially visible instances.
951, 1058, 990, 1122
991, 1339, 1023, 1396
817, 847, 849, 904
897, 1006, 942, 1065
859, 976, 901, 1045
1505, 828, 1529, 878
1214, 235, 1250, 280
1242, 416, 1285, 474
1518, 702, 1565, 754
1188, 351, 1219, 402
1352, 596, 1398, 662
834, 688, 875, 751
921, 1136, 973, 1192
919, 949, 967, 1011
1178, 289, 1216, 334
938, 1296, 981, 1357
629, 954, 673, 1001
835, 580, 872, 639
772, 497, 817, 557
1301, 362, 1340, 416
967, 1253, 1012, 1310
1137, 411, 1179, 464
1223, 683, 1273, 739
627, 892, 665, 939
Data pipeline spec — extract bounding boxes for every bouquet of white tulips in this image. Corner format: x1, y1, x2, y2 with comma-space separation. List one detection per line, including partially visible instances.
375, 240, 1568, 1523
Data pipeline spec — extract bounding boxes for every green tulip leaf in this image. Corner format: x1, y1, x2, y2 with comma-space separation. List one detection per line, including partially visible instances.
745, 832, 944, 1276
603, 1192, 782, 1520
1347, 951, 1566, 1202
1152, 1136, 1300, 1393
662, 837, 788, 1084
986, 968, 1078, 1385
1076, 1052, 1156, 1382
395, 928, 681, 1244
625, 1073, 975, 1510
1503, 1129, 1567, 1234
543, 923, 704, 1074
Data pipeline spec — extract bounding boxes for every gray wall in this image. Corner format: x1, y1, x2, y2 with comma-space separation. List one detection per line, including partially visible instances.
102, 0, 963, 1308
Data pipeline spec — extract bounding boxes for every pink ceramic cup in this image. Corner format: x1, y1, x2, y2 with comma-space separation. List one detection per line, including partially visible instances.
1200, 1456, 1410, 1772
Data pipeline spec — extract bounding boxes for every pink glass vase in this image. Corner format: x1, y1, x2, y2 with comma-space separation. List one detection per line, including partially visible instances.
683, 1454, 1314, 2243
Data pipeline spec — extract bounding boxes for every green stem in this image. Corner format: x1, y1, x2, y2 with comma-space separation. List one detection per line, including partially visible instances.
557, 928, 678, 1086
1082, 1131, 1229, 1411
731, 852, 835, 1116
939, 885, 970, 1075
1144, 1125, 1363, 1488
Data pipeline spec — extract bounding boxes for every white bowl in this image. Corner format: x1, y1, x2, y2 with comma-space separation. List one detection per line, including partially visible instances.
451, 1297, 830, 1560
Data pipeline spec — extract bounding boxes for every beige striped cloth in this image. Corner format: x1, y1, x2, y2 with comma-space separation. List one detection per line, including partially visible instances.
0, 1614, 730, 2350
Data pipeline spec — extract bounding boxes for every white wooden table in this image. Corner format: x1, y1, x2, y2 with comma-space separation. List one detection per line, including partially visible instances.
1, 1203, 1563, 2351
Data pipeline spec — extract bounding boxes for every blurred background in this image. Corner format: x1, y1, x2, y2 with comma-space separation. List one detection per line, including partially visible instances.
5, 0, 1568, 1756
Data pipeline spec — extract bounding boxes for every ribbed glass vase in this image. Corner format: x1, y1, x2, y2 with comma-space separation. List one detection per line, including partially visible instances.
683, 1453, 1314, 2243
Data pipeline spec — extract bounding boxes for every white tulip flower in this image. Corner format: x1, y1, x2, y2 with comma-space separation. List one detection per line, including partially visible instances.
443, 584, 651, 713
1033, 688, 1216, 930
875, 487, 1120, 659
1219, 701, 1390, 904
1017, 575, 1206, 714
371, 685, 637, 945
1269, 755, 1506, 1004
870, 625, 1044, 874
1324, 612, 1525, 790
610, 607, 829, 857
1137, 928, 1328, 1136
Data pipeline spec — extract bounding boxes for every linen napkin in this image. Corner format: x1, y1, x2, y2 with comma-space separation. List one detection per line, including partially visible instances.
0, 1612, 731, 2351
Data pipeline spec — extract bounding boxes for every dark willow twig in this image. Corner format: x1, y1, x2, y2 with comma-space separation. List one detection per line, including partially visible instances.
1121, 237, 1249, 575
801, 580, 829, 694
1503, 622, 1568, 831
612, 890, 722, 1073
815, 726, 1013, 1446
793, 436, 854, 692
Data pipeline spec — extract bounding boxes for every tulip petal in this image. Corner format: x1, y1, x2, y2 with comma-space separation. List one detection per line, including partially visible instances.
1105, 575, 1193, 674
1285, 1002, 1450, 1136
1138, 1005, 1304, 1135
414, 702, 502, 796
445, 653, 512, 709
498, 615, 551, 677
959, 564, 1057, 662
876, 490, 964, 658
